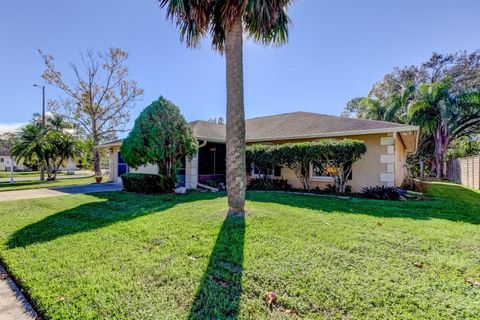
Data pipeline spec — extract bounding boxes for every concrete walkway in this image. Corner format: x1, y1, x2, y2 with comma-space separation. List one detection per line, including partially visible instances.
0, 182, 123, 202
0, 265, 37, 320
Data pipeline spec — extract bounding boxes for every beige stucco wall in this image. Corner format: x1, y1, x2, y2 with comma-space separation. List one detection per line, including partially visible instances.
108, 146, 120, 182
107, 146, 158, 181
130, 164, 158, 175
251, 133, 408, 192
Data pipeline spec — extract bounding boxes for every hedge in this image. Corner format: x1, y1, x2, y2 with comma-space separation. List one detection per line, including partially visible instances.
246, 139, 367, 193
121, 173, 166, 194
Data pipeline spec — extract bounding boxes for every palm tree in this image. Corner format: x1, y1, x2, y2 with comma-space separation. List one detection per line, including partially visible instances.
11, 116, 81, 181
408, 79, 480, 177
11, 124, 48, 175
46, 130, 81, 180
158, 0, 293, 214
351, 82, 416, 123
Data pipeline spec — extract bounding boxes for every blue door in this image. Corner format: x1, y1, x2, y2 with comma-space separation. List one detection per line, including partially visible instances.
118, 152, 128, 177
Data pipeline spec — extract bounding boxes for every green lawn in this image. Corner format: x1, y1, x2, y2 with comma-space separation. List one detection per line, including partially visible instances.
0, 171, 70, 178
0, 182, 479, 319
0, 176, 99, 192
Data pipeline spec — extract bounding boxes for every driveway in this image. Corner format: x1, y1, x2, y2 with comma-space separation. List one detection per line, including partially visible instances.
0, 182, 123, 202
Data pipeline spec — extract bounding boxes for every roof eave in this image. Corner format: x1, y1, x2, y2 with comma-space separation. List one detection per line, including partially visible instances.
245, 126, 420, 143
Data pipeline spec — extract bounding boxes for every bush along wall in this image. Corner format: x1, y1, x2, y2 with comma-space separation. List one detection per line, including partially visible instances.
246, 139, 367, 194
121, 173, 166, 194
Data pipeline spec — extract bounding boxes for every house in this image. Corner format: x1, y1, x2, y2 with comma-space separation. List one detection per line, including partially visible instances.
98, 112, 419, 192
0, 149, 25, 171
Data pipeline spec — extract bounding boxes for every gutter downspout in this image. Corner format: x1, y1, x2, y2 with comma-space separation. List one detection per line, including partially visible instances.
198, 140, 207, 148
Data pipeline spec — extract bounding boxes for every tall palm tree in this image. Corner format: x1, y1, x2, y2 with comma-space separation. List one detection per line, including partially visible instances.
408, 79, 480, 177
158, 0, 293, 214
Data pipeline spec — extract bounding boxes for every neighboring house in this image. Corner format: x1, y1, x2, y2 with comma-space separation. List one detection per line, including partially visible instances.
0, 149, 25, 171
98, 112, 419, 192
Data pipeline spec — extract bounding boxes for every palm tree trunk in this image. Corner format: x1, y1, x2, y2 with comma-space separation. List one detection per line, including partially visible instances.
225, 15, 246, 215
434, 122, 450, 178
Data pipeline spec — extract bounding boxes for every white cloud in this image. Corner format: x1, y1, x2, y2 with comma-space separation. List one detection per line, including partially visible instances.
0, 123, 25, 134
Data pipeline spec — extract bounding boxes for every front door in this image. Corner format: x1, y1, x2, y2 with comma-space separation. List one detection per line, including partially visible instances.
118, 152, 128, 179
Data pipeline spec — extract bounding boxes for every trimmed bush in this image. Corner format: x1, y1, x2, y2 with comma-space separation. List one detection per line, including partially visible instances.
120, 97, 197, 192
121, 173, 166, 194
246, 139, 367, 193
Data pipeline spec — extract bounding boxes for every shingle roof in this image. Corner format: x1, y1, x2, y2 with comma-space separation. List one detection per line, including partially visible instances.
0, 149, 10, 156
192, 112, 417, 142
97, 111, 419, 147
190, 120, 227, 142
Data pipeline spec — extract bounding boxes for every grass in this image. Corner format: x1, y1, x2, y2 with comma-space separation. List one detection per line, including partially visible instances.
0, 176, 99, 192
0, 182, 479, 319
0, 171, 67, 179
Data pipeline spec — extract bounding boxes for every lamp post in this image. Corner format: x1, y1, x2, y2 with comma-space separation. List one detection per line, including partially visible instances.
33, 84, 46, 181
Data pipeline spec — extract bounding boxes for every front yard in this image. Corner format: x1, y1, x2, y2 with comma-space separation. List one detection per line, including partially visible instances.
0, 182, 479, 319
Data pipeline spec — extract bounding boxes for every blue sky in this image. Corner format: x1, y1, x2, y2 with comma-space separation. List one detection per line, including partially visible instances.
1, 0, 479, 136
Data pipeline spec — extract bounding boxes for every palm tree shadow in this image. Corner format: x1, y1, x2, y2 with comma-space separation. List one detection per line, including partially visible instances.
7, 192, 223, 249
189, 213, 245, 320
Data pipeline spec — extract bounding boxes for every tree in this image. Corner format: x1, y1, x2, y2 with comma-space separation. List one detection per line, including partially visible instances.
246, 140, 367, 193
409, 79, 480, 177
10, 124, 46, 174
120, 97, 197, 191
11, 114, 81, 180
342, 51, 480, 177
343, 83, 415, 123
446, 134, 480, 160
158, 0, 293, 214
39, 48, 143, 178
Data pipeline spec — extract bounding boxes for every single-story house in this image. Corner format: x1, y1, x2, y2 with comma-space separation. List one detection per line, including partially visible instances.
98, 112, 419, 192
0, 149, 25, 171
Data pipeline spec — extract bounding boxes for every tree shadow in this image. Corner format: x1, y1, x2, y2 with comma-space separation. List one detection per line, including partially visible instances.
188, 213, 245, 320
246, 182, 480, 224
7, 191, 223, 249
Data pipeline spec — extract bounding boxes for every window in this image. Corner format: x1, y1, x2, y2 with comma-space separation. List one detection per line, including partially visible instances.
310, 161, 353, 180
0, 158, 3, 163
251, 164, 282, 177
311, 161, 333, 181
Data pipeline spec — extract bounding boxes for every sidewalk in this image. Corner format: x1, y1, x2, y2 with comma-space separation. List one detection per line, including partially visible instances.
0, 182, 123, 202
0, 171, 93, 183
0, 265, 37, 320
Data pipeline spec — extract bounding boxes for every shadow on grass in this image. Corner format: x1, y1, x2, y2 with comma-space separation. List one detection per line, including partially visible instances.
7, 191, 223, 249
246, 182, 480, 224
189, 213, 245, 320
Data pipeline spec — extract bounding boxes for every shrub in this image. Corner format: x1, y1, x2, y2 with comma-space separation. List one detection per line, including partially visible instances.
324, 183, 352, 194
361, 186, 401, 200
121, 173, 166, 194
121, 96, 197, 191
247, 177, 291, 191
205, 178, 226, 191
401, 177, 427, 193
